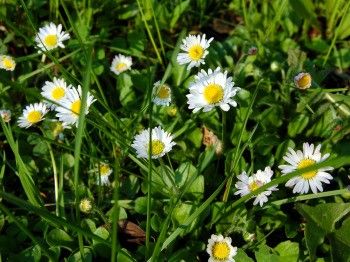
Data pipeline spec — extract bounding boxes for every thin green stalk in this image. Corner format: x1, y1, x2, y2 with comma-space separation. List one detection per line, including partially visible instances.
150, 1, 165, 59
323, 1, 350, 66
111, 148, 121, 262
221, 110, 227, 152
324, 92, 350, 117
136, 0, 164, 66
265, 188, 350, 208
0, 203, 55, 261
46, 142, 59, 216
222, 80, 262, 202
58, 154, 65, 218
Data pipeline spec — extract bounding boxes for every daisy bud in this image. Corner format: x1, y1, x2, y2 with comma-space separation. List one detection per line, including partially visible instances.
79, 198, 93, 214
294, 72, 312, 90
0, 109, 11, 123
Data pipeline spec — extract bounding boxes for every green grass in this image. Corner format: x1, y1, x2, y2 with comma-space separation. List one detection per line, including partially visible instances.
1, 0, 350, 261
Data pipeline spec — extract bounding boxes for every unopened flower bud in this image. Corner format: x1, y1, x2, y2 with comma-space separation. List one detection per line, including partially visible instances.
294, 72, 312, 90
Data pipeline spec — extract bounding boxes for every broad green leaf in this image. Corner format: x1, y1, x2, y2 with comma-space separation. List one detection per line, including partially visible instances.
289, 0, 317, 22
235, 249, 254, 262
46, 229, 75, 250
274, 241, 299, 262
170, 0, 190, 29
287, 114, 309, 137
117, 73, 136, 108
67, 248, 93, 262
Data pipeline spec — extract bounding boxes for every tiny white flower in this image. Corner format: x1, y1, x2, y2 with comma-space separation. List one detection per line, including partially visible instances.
206, 234, 237, 262
0, 55, 16, 71
279, 143, 333, 194
55, 85, 95, 127
110, 54, 132, 75
79, 198, 93, 213
41, 77, 72, 109
0, 109, 12, 123
234, 166, 278, 207
152, 81, 171, 106
177, 34, 213, 70
131, 126, 176, 159
18, 102, 48, 128
294, 72, 312, 90
187, 67, 240, 113
96, 163, 113, 186
35, 22, 70, 52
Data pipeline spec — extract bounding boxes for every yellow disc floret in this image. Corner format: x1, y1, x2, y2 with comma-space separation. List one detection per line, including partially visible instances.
3, 57, 15, 69
188, 44, 204, 61
44, 34, 58, 48
212, 241, 230, 260
71, 100, 81, 115
100, 164, 110, 176
249, 180, 263, 192
149, 140, 165, 156
157, 85, 170, 99
27, 111, 42, 124
298, 159, 317, 179
203, 84, 224, 104
116, 63, 127, 72
51, 86, 65, 100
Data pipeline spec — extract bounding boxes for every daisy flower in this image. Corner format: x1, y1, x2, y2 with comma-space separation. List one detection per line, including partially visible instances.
55, 85, 95, 126
152, 81, 171, 106
234, 166, 278, 207
177, 34, 213, 70
18, 102, 48, 128
34, 22, 70, 52
110, 54, 132, 75
79, 198, 93, 214
0, 109, 11, 123
187, 67, 240, 113
96, 163, 113, 186
0, 55, 16, 71
206, 234, 237, 262
294, 72, 312, 90
41, 77, 71, 109
131, 126, 176, 159
279, 143, 333, 194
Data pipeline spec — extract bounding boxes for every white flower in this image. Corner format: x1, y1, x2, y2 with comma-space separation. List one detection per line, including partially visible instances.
55, 85, 95, 126
110, 54, 132, 75
177, 34, 213, 70
152, 81, 171, 106
18, 102, 48, 128
187, 68, 240, 113
34, 22, 70, 52
131, 126, 176, 159
279, 143, 334, 194
206, 234, 237, 262
234, 166, 278, 207
96, 163, 112, 186
0, 55, 16, 71
294, 72, 312, 90
41, 77, 72, 109
0, 109, 11, 123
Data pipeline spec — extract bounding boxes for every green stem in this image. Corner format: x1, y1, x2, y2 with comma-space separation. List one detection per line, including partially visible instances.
46, 142, 59, 216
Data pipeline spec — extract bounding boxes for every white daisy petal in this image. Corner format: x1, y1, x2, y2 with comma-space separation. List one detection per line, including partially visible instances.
110, 54, 132, 75
131, 126, 176, 159
279, 143, 334, 194
18, 102, 48, 128
41, 77, 71, 109
34, 22, 70, 52
206, 234, 237, 262
187, 67, 240, 113
152, 81, 171, 106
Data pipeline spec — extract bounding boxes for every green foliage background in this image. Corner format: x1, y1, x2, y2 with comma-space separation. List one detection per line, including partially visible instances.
0, 0, 350, 261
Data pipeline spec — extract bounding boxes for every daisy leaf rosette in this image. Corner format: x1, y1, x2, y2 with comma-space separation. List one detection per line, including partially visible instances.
279, 142, 334, 194
234, 166, 278, 207
131, 126, 176, 159
35, 22, 70, 52
187, 67, 241, 113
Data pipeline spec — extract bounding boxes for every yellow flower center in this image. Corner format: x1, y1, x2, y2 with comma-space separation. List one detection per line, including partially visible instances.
149, 140, 165, 156
100, 165, 110, 176
51, 86, 65, 100
248, 180, 263, 192
298, 159, 317, 180
212, 242, 230, 260
156, 85, 170, 99
296, 73, 311, 89
203, 83, 224, 104
188, 44, 204, 61
116, 63, 127, 72
44, 34, 58, 48
71, 100, 81, 115
79, 199, 92, 213
27, 111, 42, 124
3, 57, 14, 69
